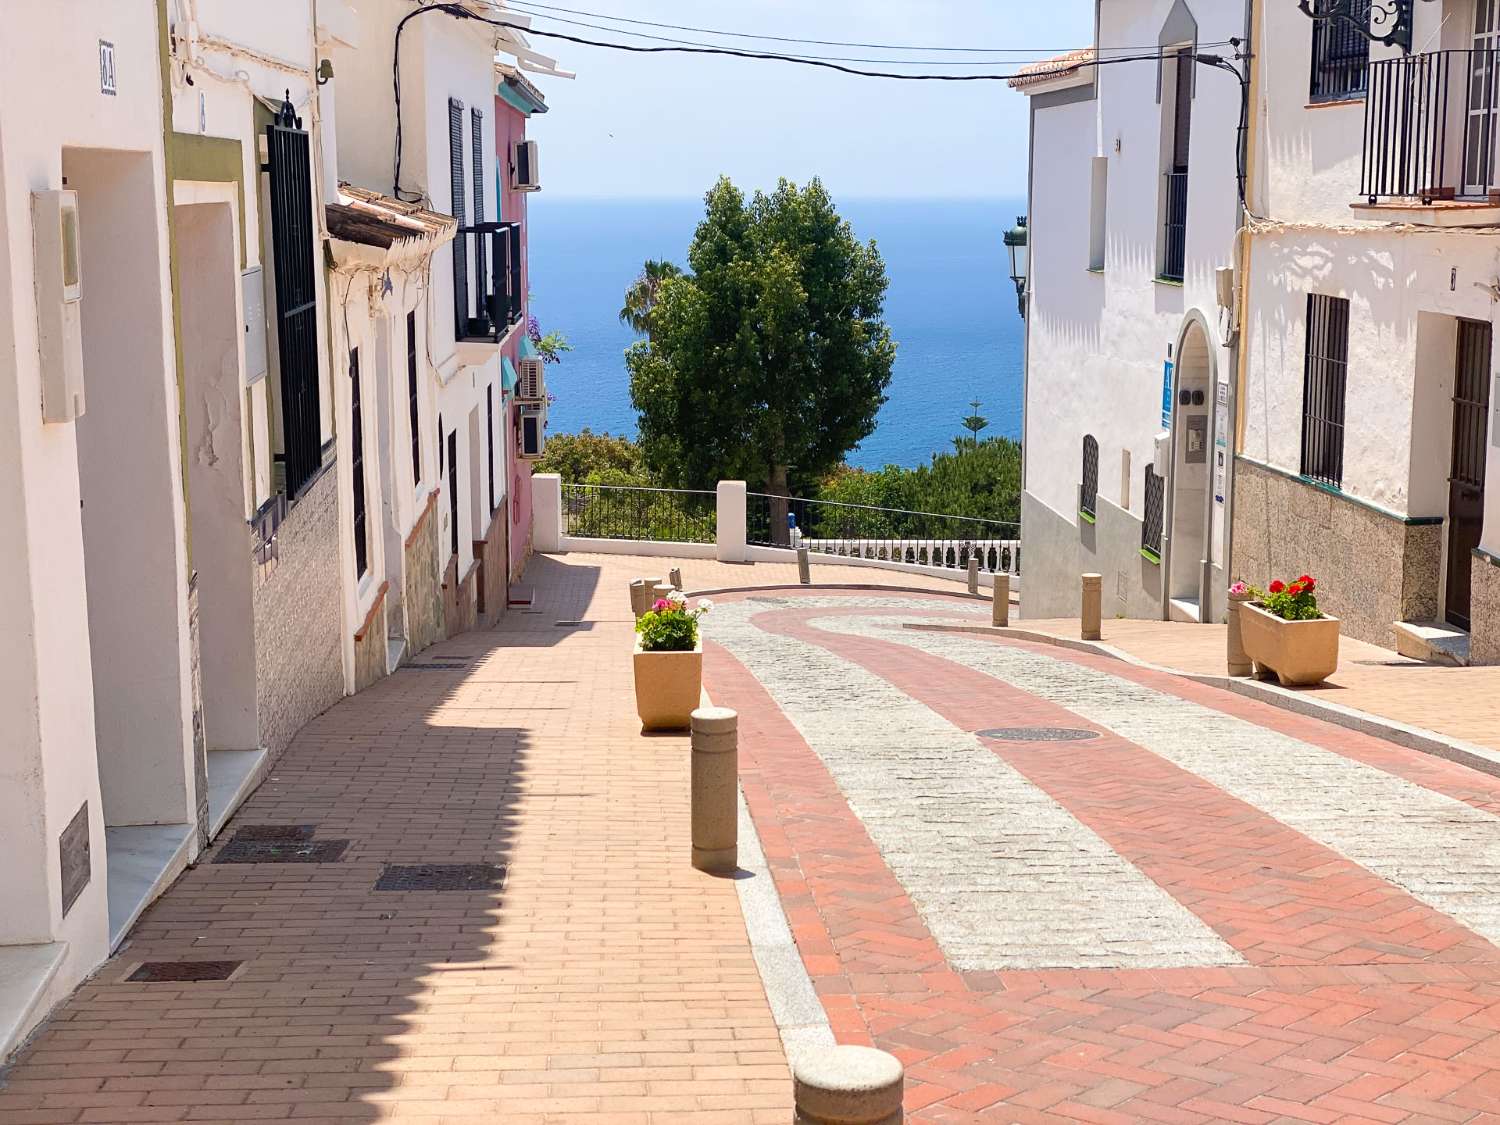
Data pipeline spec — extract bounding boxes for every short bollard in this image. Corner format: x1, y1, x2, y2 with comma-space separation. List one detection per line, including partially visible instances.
1081, 573, 1103, 641
651, 582, 675, 606
1227, 588, 1254, 677
628, 578, 648, 616
992, 573, 1011, 627
690, 707, 738, 874
797, 546, 811, 585
967, 557, 980, 595
793, 1044, 905, 1125
669, 567, 683, 590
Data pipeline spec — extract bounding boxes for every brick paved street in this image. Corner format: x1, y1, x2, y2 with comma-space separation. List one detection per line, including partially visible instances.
5, 558, 1500, 1123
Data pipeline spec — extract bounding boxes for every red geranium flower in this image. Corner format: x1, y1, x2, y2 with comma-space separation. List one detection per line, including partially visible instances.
1268, 580, 1286, 594
1299, 575, 1316, 591
1288, 582, 1305, 596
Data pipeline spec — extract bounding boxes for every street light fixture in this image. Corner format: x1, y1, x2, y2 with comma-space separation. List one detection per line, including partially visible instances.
1004, 215, 1028, 320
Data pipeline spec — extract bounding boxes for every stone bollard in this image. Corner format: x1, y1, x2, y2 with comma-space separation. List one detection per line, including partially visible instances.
797, 546, 811, 585
629, 578, 648, 617
793, 1044, 905, 1125
1227, 588, 1254, 677
669, 567, 683, 591
1081, 573, 1103, 641
690, 707, 738, 874
651, 582, 675, 606
967, 557, 979, 595
992, 574, 1010, 628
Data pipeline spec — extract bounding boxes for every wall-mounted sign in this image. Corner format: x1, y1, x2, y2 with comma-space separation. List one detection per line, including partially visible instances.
1161, 360, 1174, 430
99, 40, 117, 96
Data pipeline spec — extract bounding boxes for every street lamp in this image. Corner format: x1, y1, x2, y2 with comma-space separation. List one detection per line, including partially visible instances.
1004, 215, 1028, 320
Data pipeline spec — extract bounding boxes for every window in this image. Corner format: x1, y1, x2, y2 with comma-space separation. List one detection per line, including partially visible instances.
447, 429, 460, 558
1309, 4, 1371, 102
1301, 293, 1349, 487
349, 348, 369, 579
1159, 48, 1192, 283
1141, 466, 1165, 561
1080, 435, 1100, 521
407, 311, 421, 488
265, 98, 322, 498
1088, 155, 1108, 271
437, 412, 444, 472
449, 97, 469, 338
486, 384, 496, 513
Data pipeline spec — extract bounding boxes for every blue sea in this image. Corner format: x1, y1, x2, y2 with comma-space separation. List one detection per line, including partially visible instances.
527, 197, 1024, 471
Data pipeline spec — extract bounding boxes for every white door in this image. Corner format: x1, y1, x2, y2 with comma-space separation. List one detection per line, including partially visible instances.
1465, 0, 1500, 194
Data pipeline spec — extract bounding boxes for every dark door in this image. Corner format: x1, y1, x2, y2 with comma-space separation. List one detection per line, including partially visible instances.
1448, 319, 1491, 629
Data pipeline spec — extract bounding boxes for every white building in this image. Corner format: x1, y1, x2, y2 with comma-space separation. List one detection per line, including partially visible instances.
1240, 0, 1500, 662
1012, 0, 1252, 627
0, 0, 562, 1059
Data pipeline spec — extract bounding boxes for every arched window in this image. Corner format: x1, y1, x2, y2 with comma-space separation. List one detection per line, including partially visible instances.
1080, 435, 1100, 521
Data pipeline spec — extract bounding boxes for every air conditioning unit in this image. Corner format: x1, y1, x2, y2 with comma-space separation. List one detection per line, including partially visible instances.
32, 190, 85, 422
516, 355, 546, 401
518, 401, 546, 459
513, 140, 540, 192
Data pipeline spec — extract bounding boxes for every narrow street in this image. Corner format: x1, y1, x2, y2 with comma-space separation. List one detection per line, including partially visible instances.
2, 559, 1498, 1123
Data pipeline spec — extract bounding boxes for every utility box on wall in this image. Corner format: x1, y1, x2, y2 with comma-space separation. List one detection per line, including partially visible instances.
32, 190, 86, 423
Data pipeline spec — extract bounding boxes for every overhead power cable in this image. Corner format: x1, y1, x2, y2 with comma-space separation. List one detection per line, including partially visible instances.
505, 0, 1218, 57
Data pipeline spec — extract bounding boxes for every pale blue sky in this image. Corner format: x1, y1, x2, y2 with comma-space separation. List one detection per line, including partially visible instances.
516, 0, 1095, 200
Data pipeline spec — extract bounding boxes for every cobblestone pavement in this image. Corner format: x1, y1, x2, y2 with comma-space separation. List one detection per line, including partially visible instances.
704, 592, 1500, 1124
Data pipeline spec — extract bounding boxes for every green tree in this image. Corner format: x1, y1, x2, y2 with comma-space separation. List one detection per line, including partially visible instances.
626, 177, 896, 511
959, 398, 989, 448
532, 428, 647, 484
618, 259, 683, 336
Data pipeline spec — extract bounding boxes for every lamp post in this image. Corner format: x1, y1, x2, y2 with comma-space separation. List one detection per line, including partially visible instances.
1004, 215, 1029, 320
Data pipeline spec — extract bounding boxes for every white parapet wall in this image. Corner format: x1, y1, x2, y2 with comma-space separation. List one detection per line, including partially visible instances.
560, 537, 718, 558
746, 545, 1013, 590
716, 480, 748, 563
534, 473, 563, 554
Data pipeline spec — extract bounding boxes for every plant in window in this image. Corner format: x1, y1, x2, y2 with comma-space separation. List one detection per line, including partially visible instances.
635, 592, 713, 652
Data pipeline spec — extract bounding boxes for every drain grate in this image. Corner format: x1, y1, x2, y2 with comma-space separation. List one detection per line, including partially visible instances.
213, 825, 349, 864
374, 863, 506, 892
976, 727, 1101, 743
405, 661, 472, 671
128, 960, 242, 983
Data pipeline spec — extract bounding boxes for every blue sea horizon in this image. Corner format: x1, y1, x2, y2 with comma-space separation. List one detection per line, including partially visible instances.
527, 195, 1024, 473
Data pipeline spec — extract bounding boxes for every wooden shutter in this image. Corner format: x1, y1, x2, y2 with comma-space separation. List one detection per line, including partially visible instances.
449, 97, 468, 337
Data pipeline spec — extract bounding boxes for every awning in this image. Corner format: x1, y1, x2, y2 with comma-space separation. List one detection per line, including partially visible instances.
501, 355, 519, 394
519, 335, 539, 360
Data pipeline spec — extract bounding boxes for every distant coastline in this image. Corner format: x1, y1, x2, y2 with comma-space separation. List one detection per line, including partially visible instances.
527, 195, 1024, 472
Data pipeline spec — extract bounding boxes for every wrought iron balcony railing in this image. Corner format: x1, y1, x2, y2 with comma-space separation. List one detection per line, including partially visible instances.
455, 220, 523, 343
1363, 49, 1500, 204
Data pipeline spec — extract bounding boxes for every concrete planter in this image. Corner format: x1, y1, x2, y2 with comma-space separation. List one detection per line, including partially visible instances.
1239, 602, 1341, 686
632, 640, 703, 731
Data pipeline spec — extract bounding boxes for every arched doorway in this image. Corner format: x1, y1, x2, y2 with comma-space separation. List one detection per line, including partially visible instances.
1167, 317, 1215, 620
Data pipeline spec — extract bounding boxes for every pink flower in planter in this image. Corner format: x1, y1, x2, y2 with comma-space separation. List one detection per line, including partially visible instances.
1228, 581, 1249, 597
653, 598, 671, 611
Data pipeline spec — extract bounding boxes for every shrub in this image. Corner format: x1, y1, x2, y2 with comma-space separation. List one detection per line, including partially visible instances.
636, 593, 713, 652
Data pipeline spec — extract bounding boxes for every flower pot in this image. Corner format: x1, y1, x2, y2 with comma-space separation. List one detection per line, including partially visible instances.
1237, 602, 1340, 686
632, 640, 703, 731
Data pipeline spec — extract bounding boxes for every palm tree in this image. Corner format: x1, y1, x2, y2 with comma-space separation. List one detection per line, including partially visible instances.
619, 259, 682, 336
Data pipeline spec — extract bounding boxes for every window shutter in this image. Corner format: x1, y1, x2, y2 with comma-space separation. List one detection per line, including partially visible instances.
350, 348, 369, 579
471, 107, 489, 330
449, 97, 468, 337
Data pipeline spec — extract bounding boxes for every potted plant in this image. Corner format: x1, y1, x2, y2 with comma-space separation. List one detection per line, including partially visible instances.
633, 591, 713, 731
1232, 575, 1340, 686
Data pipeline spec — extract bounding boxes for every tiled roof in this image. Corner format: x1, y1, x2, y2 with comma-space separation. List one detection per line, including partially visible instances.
1007, 48, 1095, 92
327, 185, 455, 249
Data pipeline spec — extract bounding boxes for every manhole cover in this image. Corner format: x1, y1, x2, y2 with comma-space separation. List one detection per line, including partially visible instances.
213, 826, 349, 864
976, 727, 1101, 743
127, 960, 242, 983
374, 863, 507, 892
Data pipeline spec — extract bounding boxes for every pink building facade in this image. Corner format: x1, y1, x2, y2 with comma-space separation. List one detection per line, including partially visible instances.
496, 66, 545, 579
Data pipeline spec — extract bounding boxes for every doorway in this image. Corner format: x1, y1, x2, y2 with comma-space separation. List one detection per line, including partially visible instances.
1168, 322, 1213, 618
1447, 318, 1491, 628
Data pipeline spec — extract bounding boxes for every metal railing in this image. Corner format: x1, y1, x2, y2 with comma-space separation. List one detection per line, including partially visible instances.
1160, 171, 1188, 282
1363, 48, 1500, 203
563, 484, 717, 543
747, 494, 1020, 575
1141, 467, 1164, 562
456, 221, 523, 342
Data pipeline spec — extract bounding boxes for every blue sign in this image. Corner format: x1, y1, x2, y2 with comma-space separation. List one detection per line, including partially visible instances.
1161, 360, 1175, 430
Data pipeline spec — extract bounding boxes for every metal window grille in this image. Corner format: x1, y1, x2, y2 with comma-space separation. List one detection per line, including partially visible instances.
1080, 435, 1100, 519
507, 222, 523, 325
486, 384, 496, 513
447, 429, 459, 558
1300, 293, 1350, 487
350, 348, 369, 578
406, 310, 421, 487
1310, 3, 1372, 102
1454, 319, 1492, 490
1141, 466, 1165, 558
448, 98, 468, 342
471, 108, 487, 327
265, 95, 322, 498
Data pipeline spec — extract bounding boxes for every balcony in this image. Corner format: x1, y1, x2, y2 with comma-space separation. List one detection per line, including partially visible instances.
454, 220, 523, 348
1358, 48, 1500, 225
